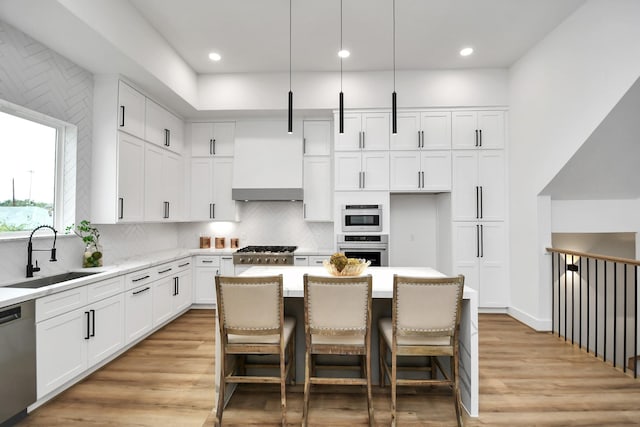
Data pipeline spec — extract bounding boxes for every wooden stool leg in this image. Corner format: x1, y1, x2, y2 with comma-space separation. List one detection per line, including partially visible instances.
302, 349, 311, 427
216, 353, 226, 427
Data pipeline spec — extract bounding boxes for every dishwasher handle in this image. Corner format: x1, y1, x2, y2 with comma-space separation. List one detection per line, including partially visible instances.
0, 306, 21, 325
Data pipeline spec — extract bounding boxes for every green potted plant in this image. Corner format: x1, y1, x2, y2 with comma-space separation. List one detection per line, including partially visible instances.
66, 220, 103, 268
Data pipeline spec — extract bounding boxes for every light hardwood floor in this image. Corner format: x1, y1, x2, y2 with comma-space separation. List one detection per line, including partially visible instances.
19, 310, 640, 426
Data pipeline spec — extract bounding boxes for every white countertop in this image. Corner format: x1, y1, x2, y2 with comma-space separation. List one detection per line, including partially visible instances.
238, 266, 476, 299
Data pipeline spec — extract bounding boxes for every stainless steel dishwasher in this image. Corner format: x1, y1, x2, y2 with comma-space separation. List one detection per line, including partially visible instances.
0, 300, 36, 426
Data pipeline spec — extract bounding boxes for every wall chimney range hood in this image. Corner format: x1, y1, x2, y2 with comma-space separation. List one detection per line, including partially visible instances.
232, 120, 304, 201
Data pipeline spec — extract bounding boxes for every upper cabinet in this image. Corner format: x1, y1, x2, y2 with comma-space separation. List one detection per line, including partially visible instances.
391, 111, 451, 151
145, 98, 184, 154
302, 120, 332, 221
451, 111, 505, 149
117, 81, 145, 139
335, 112, 389, 151
303, 120, 332, 156
190, 122, 235, 157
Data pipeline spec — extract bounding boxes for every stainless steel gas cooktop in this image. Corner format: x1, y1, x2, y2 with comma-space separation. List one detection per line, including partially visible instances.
233, 246, 297, 265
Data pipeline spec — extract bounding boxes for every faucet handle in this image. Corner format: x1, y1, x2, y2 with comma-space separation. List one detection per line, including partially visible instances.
50, 248, 57, 262
34, 260, 41, 273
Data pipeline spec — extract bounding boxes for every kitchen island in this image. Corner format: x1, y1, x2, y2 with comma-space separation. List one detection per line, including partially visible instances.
216, 266, 479, 417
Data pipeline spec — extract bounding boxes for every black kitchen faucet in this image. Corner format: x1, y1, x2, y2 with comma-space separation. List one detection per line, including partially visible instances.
26, 225, 58, 278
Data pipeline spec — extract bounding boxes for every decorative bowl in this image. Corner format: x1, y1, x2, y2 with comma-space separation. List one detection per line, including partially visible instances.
323, 259, 371, 276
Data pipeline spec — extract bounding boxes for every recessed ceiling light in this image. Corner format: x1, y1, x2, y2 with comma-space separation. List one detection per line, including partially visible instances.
460, 47, 474, 57
338, 49, 350, 58
208, 52, 222, 61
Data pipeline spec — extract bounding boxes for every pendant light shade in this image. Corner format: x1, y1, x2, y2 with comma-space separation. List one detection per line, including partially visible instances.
338, 0, 345, 134
287, 0, 293, 134
391, 0, 397, 135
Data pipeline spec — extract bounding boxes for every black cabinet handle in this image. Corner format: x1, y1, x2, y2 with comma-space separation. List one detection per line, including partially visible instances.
303, 137, 306, 154
362, 132, 365, 149
480, 224, 484, 258
84, 311, 90, 340
163, 201, 170, 219
173, 277, 178, 296
475, 186, 480, 219
476, 224, 480, 258
212, 203, 215, 219
120, 106, 125, 127
212, 138, 216, 155
132, 275, 150, 282
421, 130, 425, 148
90, 309, 95, 337
202, 260, 214, 264
118, 197, 124, 219
158, 267, 172, 274
178, 262, 190, 268
475, 129, 478, 147
164, 128, 170, 147
479, 129, 482, 147
133, 286, 150, 295
362, 171, 365, 188
209, 139, 213, 155
303, 203, 306, 218
479, 186, 484, 219
421, 171, 425, 188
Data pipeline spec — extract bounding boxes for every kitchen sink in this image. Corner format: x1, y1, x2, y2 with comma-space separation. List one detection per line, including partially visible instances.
6, 271, 99, 289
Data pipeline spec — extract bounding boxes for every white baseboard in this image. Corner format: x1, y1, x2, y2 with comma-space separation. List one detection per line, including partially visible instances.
478, 307, 508, 314
507, 306, 552, 331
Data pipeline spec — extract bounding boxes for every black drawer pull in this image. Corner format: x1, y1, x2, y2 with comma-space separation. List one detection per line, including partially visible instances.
158, 268, 172, 274
133, 286, 150, 295
178, 262, 190, 268
132, 275, 150, 282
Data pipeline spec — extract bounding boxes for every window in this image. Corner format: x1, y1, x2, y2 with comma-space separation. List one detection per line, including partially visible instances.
0, 101, 66, 234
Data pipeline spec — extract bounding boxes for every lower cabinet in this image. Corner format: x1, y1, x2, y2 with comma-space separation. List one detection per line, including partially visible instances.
153, 268, 192, 326
193, 255, 234, 306
124, 283, 153, 344
36, 291, 124, 398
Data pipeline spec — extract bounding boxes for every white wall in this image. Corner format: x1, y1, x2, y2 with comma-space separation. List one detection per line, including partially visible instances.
508, 0, 640, 328
198, 69, 508, 112
552, 200, 640, 233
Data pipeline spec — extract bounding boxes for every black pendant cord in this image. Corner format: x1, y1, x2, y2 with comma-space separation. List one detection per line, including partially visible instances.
391, 0, 397, 134
339, 0, 344, 134
288, 0, 293, 134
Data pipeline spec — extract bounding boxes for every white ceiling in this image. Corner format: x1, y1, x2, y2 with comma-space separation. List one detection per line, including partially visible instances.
130, 0, 585, 74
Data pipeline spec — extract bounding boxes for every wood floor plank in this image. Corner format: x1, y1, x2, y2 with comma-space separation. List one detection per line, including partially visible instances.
18, 311, 640, 426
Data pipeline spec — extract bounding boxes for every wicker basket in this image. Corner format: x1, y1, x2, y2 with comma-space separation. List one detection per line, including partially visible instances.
323, 259, 371, 277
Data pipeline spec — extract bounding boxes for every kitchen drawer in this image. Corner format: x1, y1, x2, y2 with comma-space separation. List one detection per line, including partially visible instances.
308, 256, 327, 266
195, 255, 220, 267
87, 276, 125, 304
36, 286, 88, 323
174, 258, 192, 271
124, 269, 154, 291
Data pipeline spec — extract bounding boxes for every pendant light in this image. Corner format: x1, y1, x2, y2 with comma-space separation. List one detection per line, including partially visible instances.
339, 0, 344, 134
391, 0, 397, 135
287, 0, 293, 134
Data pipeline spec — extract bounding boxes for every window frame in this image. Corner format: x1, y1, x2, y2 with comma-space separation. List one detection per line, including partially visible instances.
0, 98, 73, 239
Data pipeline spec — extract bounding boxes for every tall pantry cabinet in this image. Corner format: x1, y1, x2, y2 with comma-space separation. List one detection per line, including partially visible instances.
451, 110, 508, 308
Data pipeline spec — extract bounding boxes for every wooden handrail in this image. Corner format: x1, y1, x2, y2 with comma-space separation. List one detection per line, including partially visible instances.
546, 247, 640, 267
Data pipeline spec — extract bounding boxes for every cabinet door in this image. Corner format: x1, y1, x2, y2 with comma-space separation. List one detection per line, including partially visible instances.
212, 157, 237, 220
335, 113, 362, 151
452, 223, 480, 293
190, 122, 213, 157
164, 151, 183, 221
421, 111, 451, 149
167, 111, 185, 154
421, 150, 451, 191
220, 256, 235, 276
362, 113, 390, 150
361, 151, 389, 190
334, 152, 362, 191
303, 156, 332, 221
212, 122, 236, 156
389, 151, 420, 191
117, 133, 145, 222
477, 111, 505, 149
451, 111, 478, 149
118, 81, 145, 139
308, 256, 328, 266
194, 267, 218, 304
36, 308, 88, 398
478, 151, 505, 221
144, 144, 165, 221
124, 284, 153, 344
190, 158, 214, 221
451, 151, 479, 221
390, 112, 420, 150
478, 222, 508, 307
303, 120, 331, 156
294, 256, 309, 266
86, 294, 124, 368
153, 277, 174, 326
145, 99, 169, 148
174, 270, 192, 313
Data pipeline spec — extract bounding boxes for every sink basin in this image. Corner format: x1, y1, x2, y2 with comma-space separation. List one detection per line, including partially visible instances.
6, 271, 99, 289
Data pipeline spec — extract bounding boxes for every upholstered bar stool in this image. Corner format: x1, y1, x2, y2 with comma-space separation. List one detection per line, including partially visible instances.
302, 274, 374, 427
215, 275, 296, 427
378, 274, 465, 427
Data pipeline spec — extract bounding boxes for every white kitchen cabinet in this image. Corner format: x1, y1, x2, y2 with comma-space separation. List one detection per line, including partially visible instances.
389, 150, 451, 192
152, 261, 192, 326
294, 256, 308, 266
145, 98, 184, 154
194, 256, 221, 305
335, 112, 389, 151
36, 292, 124, 398
452, 221, 508, 308
452, 150, 505, 221
391, 111, 451, 151
145, 144, 183, 222
124, 283, 153, 344
335, 151, 389, 191
189, 157, 238, 221
308, 255, 327, 266
303, 120, 331, 156
190, 121, 235, 157
303, 156, 332, 221
452, 110, 505, 150
117, 80, 145, 139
